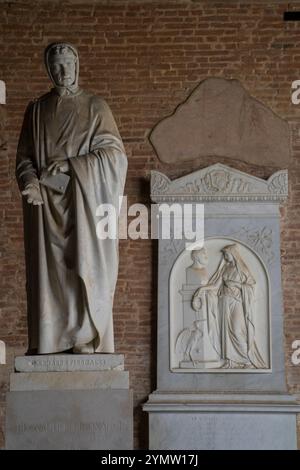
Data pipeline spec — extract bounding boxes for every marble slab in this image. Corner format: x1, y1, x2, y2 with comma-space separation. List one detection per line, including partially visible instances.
10, 370, 129, 391
6, 389, 133, 450
148, 410, 297, 450
15, 354, 124, 372
0, 80, 5, 104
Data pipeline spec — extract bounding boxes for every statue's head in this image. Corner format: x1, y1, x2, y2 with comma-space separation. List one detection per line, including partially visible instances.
44, 42, 79, 91
222, 244, 238, 264
191, 247, 208, 266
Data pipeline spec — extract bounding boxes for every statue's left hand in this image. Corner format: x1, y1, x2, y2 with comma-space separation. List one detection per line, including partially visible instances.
47, 160, 70, 175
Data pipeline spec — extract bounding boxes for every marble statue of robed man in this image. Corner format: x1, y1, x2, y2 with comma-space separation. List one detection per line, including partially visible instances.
16, 42, 127, 355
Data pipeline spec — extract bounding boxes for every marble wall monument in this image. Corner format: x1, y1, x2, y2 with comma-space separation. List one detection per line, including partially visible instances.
144, 163, 300, 450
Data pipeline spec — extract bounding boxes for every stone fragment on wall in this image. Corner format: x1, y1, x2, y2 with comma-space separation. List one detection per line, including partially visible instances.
150, 78, 290, 168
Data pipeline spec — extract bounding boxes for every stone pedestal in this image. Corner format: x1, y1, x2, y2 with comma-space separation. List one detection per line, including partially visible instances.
144, 164, 300, 450
6, 354, 133, 450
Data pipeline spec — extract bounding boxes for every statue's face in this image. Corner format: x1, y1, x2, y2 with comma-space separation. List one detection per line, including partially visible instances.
50, 55, 76, 87
224, 251, 234, 263
199, 249, 208, 265
193, 248, 208, 266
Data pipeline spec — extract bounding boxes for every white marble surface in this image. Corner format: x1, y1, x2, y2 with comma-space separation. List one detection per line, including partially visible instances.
6, 390, 133, 450
171, 239, 271, 372
0, 80, 5, 104
148, 410, 297, 450
10, 370, 129, 391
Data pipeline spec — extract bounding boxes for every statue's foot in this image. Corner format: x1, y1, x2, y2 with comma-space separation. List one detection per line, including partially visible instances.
243, 362, 256, 369
221, 360, 230, 369
73, 342, 95, 354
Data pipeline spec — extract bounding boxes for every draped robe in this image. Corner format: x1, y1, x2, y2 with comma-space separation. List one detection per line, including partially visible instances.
204, 256, 266, 368
16, 88, 127, 354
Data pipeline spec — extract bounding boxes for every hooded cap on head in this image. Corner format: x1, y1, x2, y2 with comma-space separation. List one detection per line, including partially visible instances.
221, 243, 255, 282
44, 42, 79, 95
221, 244, 239, 259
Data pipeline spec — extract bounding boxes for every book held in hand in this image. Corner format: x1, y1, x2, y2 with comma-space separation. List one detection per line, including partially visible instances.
39, 168, 70, 194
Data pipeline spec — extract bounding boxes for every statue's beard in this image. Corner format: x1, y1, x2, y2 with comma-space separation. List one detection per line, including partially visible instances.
57, 77, 73, 87
52, 76, 79, 95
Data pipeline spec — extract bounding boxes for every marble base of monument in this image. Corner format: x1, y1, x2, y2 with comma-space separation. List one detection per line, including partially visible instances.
6, 354, 133, 450
144, 393, 300, 450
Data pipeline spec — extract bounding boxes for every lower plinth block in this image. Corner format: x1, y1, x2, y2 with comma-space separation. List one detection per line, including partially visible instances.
6, 389, 133, 450
143, 393, 300, 450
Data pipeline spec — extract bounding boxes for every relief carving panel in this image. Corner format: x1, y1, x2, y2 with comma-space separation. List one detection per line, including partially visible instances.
170, 239, 271, 372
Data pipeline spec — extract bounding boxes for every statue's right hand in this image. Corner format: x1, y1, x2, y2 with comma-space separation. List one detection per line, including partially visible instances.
192, 289, 202, 311
22, 184, 43, 205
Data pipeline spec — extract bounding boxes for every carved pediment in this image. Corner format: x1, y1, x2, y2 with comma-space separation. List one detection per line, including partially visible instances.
151, 164, 288, 203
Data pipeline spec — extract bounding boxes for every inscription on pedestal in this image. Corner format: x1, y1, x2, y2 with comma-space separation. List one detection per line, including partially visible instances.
6, 389, 133, 450
15, 354, 124, 372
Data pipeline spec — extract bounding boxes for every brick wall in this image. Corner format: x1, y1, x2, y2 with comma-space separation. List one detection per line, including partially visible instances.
0, 0, 300, 449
